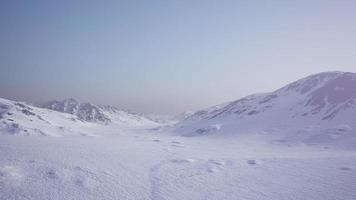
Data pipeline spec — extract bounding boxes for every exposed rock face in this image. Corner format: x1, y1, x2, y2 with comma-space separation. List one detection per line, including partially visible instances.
39, 99, 111, 124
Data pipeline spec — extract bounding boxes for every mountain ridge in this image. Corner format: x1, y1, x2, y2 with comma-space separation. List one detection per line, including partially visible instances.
174, 71, 356, 148
0, 97, 159, 136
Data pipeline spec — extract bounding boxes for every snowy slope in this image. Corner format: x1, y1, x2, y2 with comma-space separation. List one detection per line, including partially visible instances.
0, 98, 159, 136
175, 71, 356, 147
0, 97, 85, 136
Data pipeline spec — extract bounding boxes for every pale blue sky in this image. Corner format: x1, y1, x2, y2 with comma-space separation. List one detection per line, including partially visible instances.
1, 0, 356, 114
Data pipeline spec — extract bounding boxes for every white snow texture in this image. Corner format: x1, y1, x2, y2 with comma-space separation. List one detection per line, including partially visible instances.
1, 71, 356, 200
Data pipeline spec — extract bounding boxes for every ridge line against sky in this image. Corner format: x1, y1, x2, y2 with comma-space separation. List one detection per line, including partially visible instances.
1, 0, 356, 114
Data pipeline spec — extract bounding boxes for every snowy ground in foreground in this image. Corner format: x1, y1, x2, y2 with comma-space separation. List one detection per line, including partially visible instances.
1, 132, 356, 200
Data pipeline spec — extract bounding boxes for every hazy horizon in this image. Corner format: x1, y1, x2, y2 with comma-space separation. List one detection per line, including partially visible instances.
1, 0, 356, 114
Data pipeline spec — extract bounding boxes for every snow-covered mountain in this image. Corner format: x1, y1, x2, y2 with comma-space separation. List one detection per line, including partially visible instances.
1, 72, 356, 199
175, 71, 356, 147
2, 71, 356, 145
38, 98, 111, 124
0, 98, 159, 136
37, 98, 156, 126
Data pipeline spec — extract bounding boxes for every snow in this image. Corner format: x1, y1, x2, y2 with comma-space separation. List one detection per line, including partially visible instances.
1, 71, 356, 199
1, 133, 356, 200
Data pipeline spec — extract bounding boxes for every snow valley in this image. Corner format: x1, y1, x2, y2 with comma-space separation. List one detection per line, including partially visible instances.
1, 71, 356, 200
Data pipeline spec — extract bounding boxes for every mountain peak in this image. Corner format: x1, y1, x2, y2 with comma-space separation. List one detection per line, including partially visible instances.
64, 98, 78, 103
278, 71, 356, 95
39, 99, 110, 124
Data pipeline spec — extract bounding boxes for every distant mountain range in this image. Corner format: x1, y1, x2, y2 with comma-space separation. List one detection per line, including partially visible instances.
1, 71, 356, 148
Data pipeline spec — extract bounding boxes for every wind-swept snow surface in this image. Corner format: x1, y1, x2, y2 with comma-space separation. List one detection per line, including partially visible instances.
0, 134, 356, 200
